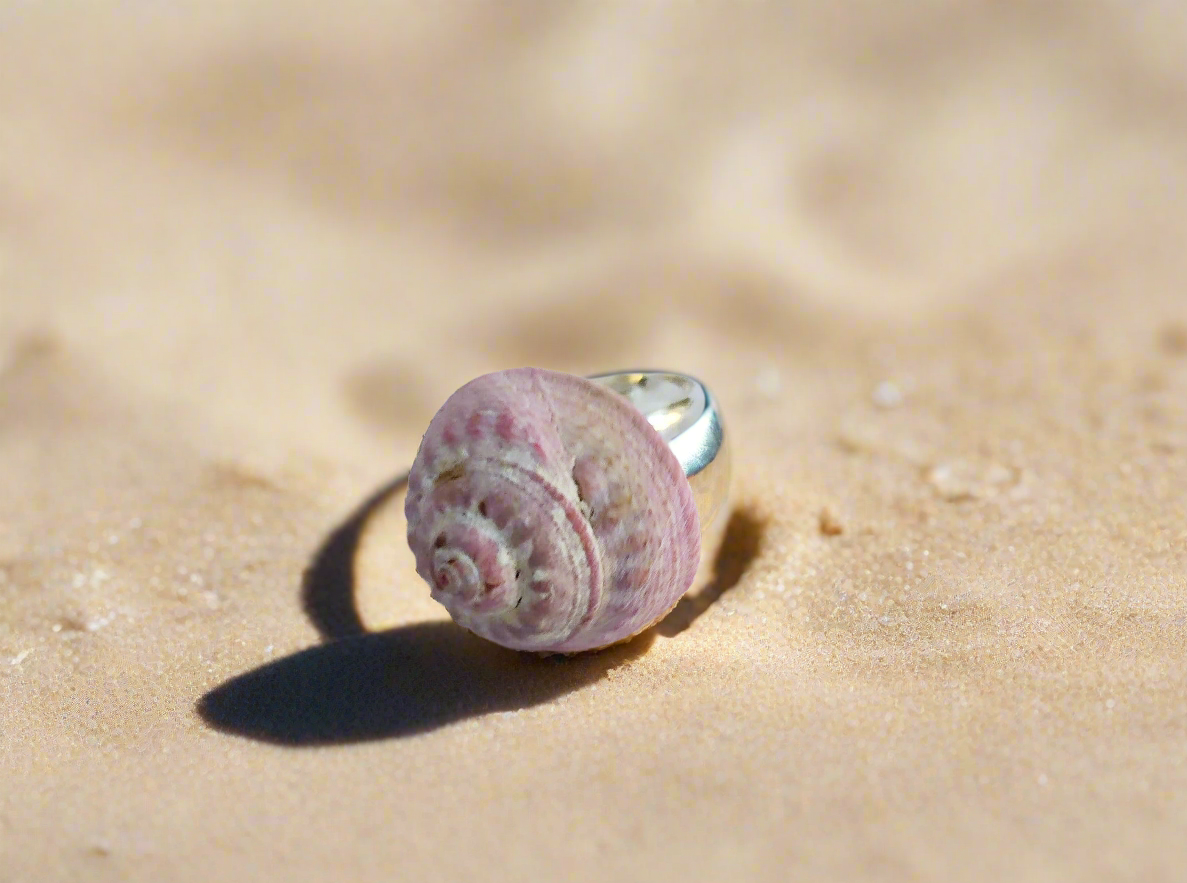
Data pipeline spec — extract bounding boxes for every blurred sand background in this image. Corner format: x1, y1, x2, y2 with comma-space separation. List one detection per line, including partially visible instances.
2, 2, 1187, 880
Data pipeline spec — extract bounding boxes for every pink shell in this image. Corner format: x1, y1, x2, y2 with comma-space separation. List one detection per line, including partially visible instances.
404, 367, 701, 653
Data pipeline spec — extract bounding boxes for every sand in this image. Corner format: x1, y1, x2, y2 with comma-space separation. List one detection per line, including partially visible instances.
2, 3, 1186, 881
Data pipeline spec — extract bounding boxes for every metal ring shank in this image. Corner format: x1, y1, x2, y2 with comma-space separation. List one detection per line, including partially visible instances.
587, 370, 730, 533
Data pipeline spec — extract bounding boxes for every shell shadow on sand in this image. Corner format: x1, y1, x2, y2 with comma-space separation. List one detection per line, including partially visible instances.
197, 473, 761, 746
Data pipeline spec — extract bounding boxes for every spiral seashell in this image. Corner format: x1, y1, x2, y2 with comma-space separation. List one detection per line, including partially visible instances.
404, 367, 704, 654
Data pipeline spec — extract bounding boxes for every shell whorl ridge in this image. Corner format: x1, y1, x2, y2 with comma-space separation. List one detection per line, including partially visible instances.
404, 367, 701, 653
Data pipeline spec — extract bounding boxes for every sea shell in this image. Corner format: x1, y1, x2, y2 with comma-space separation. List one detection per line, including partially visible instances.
404, 367, 701, 654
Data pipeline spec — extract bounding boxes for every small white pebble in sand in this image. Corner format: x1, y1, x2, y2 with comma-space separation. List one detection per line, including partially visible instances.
1037, 773, 1049, 787
10, 649, 33, 665
85, 614, 112, 632
1105, 699, 1115, 710
264, 645, 274, 655
872, 381, 904, 408
755, 367, 781, 397
927, 459, 1016, 501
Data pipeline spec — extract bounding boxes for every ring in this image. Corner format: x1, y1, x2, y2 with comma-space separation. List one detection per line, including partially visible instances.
586, 370, 730, 535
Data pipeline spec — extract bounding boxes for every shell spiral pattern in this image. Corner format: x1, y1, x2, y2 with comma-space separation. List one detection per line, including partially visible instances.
405, 367, 701, 653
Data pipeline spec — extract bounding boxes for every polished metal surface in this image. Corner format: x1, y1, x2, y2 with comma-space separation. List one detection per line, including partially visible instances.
588, 370, 730, 533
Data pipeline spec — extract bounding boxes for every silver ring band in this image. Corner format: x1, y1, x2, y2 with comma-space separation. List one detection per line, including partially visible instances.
587, 370, 730, 534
